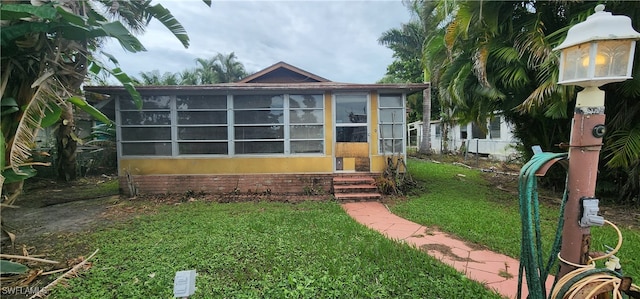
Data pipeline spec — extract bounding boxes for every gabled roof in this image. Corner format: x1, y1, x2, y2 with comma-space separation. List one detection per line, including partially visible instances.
238, 61, 330, 83
84, 61, 429, 96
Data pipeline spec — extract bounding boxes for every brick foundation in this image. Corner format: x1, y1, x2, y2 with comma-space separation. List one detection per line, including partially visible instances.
119, 173, 339, 197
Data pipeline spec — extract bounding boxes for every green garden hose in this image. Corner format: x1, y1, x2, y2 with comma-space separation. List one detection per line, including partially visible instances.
517, 152, 568, 299
550, 220, 639, 299
517, 153, 639, 299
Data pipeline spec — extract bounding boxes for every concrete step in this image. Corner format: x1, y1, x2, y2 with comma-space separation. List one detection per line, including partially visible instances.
333, 176, 376, 185
334, 192, 382, 202
333, 184, 378, 194
332, 175, 381, 202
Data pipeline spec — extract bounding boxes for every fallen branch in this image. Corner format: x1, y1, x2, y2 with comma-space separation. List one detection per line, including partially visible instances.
19, 269, 43, 286
29, 249, 99, 299
0, 203, 20, 208
1, 276, 22, 281
0, 254, 59, 264
480, 168, 519, 176
453, 162, 472, 169
41, 268, 69, 276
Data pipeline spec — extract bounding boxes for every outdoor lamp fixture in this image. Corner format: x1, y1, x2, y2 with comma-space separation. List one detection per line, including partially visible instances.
553, 4, 640, 279
555, 4, 640, 89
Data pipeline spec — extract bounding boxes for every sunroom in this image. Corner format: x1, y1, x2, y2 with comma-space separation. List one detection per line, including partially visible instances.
84, 62, 428, 196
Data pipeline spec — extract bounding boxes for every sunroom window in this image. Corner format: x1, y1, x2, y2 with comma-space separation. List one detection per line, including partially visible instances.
118, 93, 325, 157
177, 95, 228, 155
378, 94, 404, 154
233, 95, 284, 154
335, 94, 368, 142
120, 96, 172, 156
289, 94, 324, 154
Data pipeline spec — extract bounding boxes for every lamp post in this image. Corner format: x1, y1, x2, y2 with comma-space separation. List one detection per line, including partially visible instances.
553, 4, 640, 278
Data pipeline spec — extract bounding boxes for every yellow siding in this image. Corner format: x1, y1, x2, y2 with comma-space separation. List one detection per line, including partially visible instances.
370, 92, 379, 155
370, 156, 387, 172
335, 143, 369, 157
120, 157, 334, 175
324, 92, 333, 156
343, 158, 356, 171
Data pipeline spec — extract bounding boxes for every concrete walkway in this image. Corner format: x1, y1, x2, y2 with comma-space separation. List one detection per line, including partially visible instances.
342, 201, 555, 299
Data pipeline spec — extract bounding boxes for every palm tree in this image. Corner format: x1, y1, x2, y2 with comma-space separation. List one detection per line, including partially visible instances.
179, 69, 201, 85
134, 54, 250, 86
196, 52, 247, 84
138, 70, 180, 85
195, 56, 219, 84
378, 21, 425, 83
378, 11, 432, 154
213, 52, 247, 83
410, 0, 640, 202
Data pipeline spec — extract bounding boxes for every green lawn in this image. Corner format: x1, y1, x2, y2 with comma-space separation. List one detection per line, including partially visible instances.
52, 201, 502, 298
49, 158, 638, 297
392, 158, 640, 279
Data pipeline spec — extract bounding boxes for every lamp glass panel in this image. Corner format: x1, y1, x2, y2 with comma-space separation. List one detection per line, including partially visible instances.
561, 44, 591, 81
594, 39, 633, 78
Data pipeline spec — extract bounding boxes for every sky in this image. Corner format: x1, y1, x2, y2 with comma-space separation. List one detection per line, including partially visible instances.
102, 0, 414, 84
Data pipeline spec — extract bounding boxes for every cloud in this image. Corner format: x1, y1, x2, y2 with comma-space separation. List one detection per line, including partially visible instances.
102, 0, 412, 83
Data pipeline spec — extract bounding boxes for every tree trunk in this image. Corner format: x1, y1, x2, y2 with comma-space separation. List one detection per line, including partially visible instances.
419, 85, 432, 154
53, 8, 87, 182
442, 122, 449, 154
56, 104, 77, 181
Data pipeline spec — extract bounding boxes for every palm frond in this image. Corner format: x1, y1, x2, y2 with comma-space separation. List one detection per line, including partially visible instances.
490, 46, 522, 64
605, 125, 640, 169
448, 61, 473, 107
518, 50, 573, 116
516, 16, 551, 69
605, 94, 640, 131
518, 79, 557, 113
493, 63, 530, 90
378, 28, 409, 46
475, 85, 505, 102
455, 3, 473, 39
472, 45, 490, 87
9, 78, 68, 174
617, 66, 640, 98
543, 97, 569, 119
443, 19, 459, 54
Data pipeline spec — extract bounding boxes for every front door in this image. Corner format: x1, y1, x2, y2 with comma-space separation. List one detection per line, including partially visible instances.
334, 94, 370, 172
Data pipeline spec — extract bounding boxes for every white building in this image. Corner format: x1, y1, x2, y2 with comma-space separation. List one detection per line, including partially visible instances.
407, 116, 519, 161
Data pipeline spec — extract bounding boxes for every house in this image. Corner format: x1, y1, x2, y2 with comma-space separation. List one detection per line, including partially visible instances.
84, 62, 428, 197
407, 115, 519, 161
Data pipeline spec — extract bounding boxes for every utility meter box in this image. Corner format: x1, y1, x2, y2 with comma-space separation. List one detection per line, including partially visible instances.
174, 270, 196, 298
580, 197, 604, 227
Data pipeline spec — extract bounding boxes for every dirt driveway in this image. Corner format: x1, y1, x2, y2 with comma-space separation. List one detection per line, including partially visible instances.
2, 195, 118, 245
1, 176, 121, 249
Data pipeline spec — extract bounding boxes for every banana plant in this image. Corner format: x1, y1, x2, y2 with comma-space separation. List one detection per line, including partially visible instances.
0, 0, 210, 200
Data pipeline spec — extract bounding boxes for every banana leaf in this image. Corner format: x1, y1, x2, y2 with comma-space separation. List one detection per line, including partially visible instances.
0, 260, 29, 274
2, 167, 37, 184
